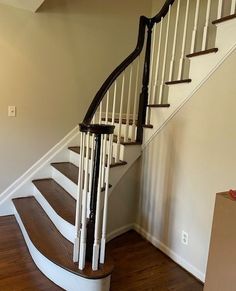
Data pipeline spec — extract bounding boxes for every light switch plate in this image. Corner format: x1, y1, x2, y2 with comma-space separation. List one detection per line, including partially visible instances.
8, 106, 16, 117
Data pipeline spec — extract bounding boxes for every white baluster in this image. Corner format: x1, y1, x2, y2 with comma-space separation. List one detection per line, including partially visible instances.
116, 73, 125, 162
217, 0, 223, 19
92, 135, 104, 271
202, 0, 212, 51
78, 133, 90, 270
148, 24, 157, 105
125, 65, 133, 142
231, 0, 236, 14
151, 17, 163, 104
111, 81, 117, 125
100, 134, 113, 264
159, 5, 171, 104
169, 0, 181, 81
99, 101, 103, 124
105, 91, 109, 123
190, 0, 200, 54
101, 134, 107, 188
73, 132, 85, 263
131, 57, 140, 142
178, 0, 190, 80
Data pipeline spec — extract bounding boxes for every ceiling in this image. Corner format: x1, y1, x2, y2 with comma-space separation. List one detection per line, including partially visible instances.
0, 0, 45, 12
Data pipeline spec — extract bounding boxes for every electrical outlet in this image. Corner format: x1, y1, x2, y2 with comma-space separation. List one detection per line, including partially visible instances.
8, 106, 16, 117
181, 231, 188, 245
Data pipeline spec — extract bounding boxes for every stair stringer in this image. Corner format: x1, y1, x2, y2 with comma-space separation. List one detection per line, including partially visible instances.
143, 18, 236, 149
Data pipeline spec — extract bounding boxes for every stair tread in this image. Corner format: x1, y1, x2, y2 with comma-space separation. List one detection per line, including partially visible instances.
33, 179, 75, 225
101, 118, 137, 125
142, 124, 154, 129
12, 197, 113, 279
165, 79, 191, 85
51, 162, 112, 190
186, 48, 218, 58
51, 162, 78, 184
68, 147, 127, 168
147, 104, 170, 108
212, 13, 236, 25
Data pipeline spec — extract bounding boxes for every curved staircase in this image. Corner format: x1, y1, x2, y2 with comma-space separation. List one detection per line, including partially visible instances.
0, 0, 236, 290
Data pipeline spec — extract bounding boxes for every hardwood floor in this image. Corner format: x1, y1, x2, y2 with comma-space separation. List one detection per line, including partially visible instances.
0, 215, 62, 290
107, 231, 204, 291
0, 216, 203, 290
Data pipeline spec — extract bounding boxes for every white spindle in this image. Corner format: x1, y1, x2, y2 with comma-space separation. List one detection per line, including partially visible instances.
131, 57, 140, 142
231, 0, 236, 14
116, 73, 125, 162
92, 135, 104, 271
169, 0, 181, 81
99, 101, 103, 124
146, 24, 157, 124
159, 5, 171, 104
217, 0, 223, 19
190, 0, 200, 54
100, 135, 113, 264
125, 65, 133, 142
202, 0, 212, 51
148, 24, 157, 104
178, 0, 190, 80
105, 91, 109, 123
73, 132, 85, 263
111, 81, 117, 125
101, 134, 107, 187
151, 17, 163, 104
78, 133, 90, 270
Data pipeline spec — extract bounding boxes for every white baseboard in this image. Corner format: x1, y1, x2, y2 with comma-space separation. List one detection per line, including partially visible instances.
107, 223, 134, 242
133, 224, 205, 283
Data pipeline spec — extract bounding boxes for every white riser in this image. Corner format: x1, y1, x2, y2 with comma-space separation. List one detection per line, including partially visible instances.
14, 207, 110, 291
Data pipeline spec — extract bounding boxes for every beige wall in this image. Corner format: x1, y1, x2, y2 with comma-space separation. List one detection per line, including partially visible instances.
137, 50, 236, 280
0, 0, 151, 193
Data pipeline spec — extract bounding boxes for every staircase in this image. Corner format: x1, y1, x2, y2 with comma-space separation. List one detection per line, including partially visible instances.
0, 0, 236, 290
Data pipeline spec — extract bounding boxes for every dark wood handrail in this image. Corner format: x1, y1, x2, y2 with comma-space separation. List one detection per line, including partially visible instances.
82, 0, 175, 126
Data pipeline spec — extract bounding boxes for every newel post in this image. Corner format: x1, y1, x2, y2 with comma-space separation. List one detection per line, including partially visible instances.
136, 20, 153, 143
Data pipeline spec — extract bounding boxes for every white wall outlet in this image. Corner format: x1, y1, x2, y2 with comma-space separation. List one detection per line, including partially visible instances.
8, 106, 16, 117
181, 231, 189, 245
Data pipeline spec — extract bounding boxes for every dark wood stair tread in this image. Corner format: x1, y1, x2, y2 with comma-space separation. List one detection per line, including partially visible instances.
147, 104, 170, 108
165, 79, 191, 85
212, 13, 236, 25
33, 179, 75, 225
68, 147, 127, 168
51, 162, 112, 190
51, 162, 78, 184
186, 48, 218, 58
142, 124, 154, 129
101, 117, 137, 125
12, 197, 113, 279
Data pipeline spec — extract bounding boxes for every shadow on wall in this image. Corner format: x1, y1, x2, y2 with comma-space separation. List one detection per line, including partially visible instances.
138, 120, 186, 250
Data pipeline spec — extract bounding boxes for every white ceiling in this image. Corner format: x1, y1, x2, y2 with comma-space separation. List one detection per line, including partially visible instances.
0, 0, 45, 12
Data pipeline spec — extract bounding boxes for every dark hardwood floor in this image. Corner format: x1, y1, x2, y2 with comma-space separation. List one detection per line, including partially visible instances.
0, 216, 203, 290
0, 215, 62, 290
107, 231, 204, 291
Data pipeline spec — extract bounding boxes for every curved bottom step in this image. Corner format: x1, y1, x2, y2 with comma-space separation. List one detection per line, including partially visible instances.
13, 197, 113, 291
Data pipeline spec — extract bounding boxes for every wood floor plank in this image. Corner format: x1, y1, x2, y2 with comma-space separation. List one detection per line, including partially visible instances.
107, 231, 204, 291
0, 215, 62, 290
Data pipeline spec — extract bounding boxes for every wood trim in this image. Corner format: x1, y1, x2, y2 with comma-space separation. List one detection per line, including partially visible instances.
147, 104, 170, 108
165, 79, 192, 85
212, 13, 236, 25
186, 48, 218, 58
